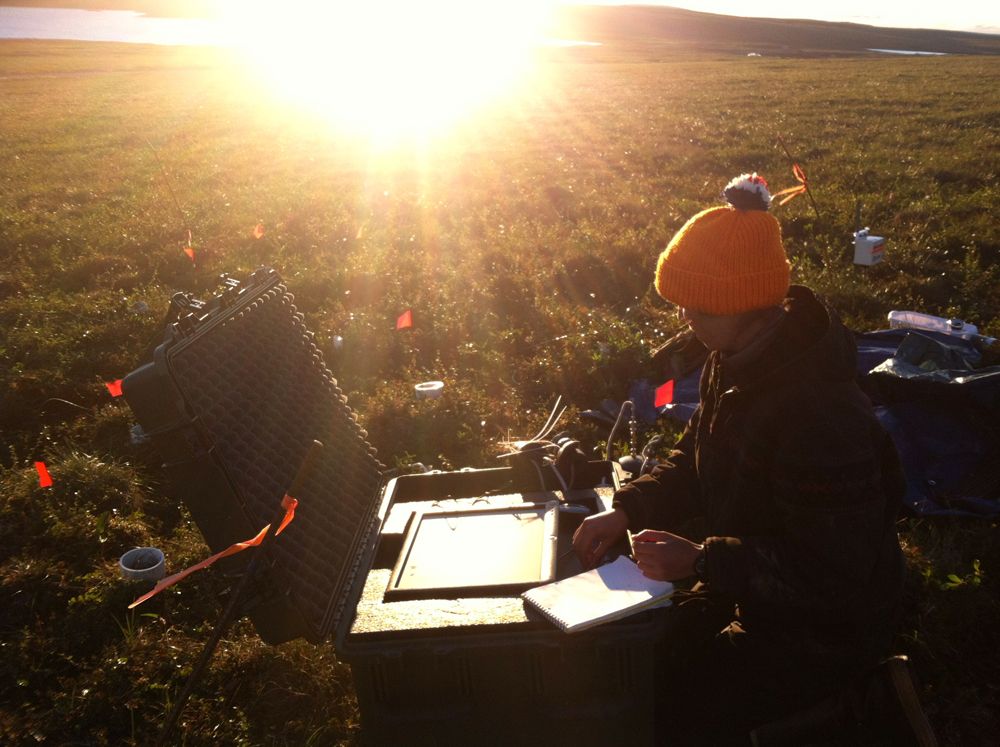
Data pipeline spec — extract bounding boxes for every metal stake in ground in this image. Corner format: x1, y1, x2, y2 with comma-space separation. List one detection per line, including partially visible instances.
155, 439, 324, 747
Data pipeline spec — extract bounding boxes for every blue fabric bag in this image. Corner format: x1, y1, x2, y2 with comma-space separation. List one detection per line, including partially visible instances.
634, 328, 1000, 518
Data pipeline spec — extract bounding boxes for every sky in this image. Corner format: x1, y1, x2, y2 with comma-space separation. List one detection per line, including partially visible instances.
581, 1, 1000, 35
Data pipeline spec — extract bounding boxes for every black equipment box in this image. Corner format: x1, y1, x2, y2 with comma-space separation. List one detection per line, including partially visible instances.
123, 269, 666, 745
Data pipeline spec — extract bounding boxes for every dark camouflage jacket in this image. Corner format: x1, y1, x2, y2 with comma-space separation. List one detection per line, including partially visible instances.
614, 286, 906, 636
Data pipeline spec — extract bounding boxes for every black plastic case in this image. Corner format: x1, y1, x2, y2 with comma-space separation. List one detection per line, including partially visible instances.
123, 268, 666, 745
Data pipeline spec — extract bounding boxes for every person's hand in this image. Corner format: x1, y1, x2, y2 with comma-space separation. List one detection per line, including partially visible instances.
572, 508, 628, 569
631, 529, 703, 581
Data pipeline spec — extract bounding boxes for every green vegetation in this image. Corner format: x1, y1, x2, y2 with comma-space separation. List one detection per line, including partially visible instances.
1, 39, 999, 745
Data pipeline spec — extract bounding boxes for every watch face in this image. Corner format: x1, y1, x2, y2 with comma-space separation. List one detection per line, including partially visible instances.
694, 550, 707, 579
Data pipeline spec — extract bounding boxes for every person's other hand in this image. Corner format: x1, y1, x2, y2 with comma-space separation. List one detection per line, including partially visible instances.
572, 508, 628, 569
631, 529, 703, 581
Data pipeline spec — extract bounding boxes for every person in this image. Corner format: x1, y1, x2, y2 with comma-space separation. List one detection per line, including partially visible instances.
572, 174, 918, 745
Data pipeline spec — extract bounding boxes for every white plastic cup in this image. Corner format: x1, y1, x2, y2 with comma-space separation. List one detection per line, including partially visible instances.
414, 381, 444, 400
119, 547, 166, 581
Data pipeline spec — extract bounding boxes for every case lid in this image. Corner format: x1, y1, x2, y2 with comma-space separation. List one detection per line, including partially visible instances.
384, 501, 560, 601
140, 268, 384, 642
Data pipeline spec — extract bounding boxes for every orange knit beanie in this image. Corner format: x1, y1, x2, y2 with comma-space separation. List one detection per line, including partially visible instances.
655, 174, 790, 315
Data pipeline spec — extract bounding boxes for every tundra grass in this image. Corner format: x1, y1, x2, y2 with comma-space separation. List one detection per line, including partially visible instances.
1, 41, 998, 745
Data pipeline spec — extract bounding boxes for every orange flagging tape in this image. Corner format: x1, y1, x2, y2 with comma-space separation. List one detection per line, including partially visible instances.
772, 162, 809, 206
275, 495, 297, 536
128, 495, 298, 609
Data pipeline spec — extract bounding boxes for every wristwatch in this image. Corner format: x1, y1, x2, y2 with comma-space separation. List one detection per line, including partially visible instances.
693, 545, 707, 581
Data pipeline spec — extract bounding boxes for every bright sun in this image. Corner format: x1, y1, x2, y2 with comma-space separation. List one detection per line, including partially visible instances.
221, 1, 556, 141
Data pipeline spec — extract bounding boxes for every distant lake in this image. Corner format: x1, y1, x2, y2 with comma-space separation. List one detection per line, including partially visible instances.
0, 6, 229, 45
0, 7, 600, 48
868, 48, 948, 56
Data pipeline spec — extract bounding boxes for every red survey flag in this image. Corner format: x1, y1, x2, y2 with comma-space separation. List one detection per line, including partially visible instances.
654, 379, 675, 408
105, 379, 123, 397
253, 223, 265, 239
35, 461, 53, 488
396, 309, 413, 330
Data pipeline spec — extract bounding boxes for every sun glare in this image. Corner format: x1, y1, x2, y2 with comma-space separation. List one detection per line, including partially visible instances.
222, 1, 555, 142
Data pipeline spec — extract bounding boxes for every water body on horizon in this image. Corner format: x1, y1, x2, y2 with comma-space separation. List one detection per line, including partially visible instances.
867, 48, 948, 55
0, 7, 600, 48
0, 6, 227, 45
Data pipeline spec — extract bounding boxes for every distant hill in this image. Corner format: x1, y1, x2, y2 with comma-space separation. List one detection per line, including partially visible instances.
546, 4, 1000, 56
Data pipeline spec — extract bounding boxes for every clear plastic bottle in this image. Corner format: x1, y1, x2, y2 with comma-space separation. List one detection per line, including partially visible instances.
887, 310, 979, 338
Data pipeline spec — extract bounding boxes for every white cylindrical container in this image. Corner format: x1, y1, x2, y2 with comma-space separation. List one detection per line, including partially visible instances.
119, 547, 166, 581
414, 381, 444, 400
887, 310, 979, 338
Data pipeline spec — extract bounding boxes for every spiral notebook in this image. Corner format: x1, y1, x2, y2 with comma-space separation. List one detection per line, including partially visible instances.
521, 554, 674, 633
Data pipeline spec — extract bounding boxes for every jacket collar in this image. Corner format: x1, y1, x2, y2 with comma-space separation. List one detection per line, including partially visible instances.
718, 285, 851, 393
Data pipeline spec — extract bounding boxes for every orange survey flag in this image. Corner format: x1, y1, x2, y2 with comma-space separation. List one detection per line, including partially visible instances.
183, 228, 195, 263
105, 379, 123, 397
396, 309, 413, 330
